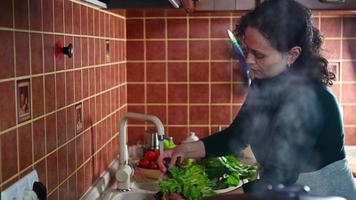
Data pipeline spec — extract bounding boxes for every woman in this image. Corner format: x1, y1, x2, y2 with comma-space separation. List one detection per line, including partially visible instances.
158, 0, 356, 199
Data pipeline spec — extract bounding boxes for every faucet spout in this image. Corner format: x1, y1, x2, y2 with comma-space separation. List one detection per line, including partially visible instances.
116, 112, 165, 191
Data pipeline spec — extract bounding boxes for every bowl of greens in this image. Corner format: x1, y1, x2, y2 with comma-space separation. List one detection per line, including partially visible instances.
157, 155, 258, 200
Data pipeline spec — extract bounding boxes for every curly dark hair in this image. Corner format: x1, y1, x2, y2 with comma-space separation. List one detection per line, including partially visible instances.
235, 0, 335, 86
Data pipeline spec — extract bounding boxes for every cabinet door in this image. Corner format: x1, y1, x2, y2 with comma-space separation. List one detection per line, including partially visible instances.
195, 0, 257, 11
195, 0, 214, 10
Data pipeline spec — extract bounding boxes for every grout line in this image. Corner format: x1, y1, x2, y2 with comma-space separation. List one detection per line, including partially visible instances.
125, 59, 356, 63
126, 38, 231, 41
230, 13, 234, 125
127, 102, 245, 106
340, 17, 344, 104
0, 61, 126, 84
128, 16, 243, 20
143, 15, 147, 130
165, 17, 169, 134
0, 82, 127, 136
187, 15, 190, 134
70, 0, 125, 19
208, 17, 211, 134
0, 27, 126, 41
0, 104, 124, 190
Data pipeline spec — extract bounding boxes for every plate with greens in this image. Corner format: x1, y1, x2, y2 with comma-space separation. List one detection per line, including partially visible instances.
157, 155, 258, 200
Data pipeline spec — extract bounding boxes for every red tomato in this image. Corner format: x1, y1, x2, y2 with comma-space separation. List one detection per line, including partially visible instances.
144, 151, 157, 161
149, 161, 158, 169
154, 151, 160, 160
138, 158, 150, 168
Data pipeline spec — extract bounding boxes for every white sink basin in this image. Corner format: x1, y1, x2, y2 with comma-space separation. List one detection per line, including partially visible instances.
109, 191, 156, 200
132, 181, 159, 192
100, 181, 159, 200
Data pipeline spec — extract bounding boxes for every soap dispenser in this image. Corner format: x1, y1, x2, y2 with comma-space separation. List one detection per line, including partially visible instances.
182, 132, 199, 143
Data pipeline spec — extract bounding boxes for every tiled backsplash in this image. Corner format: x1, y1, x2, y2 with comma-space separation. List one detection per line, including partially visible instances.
1, 2, 356, 200
0, 0, 126, 199
126, 10, 356, 146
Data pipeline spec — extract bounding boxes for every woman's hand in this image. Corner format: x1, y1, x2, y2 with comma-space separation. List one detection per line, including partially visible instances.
157, 141, 206, 173
157, 145, 185, 173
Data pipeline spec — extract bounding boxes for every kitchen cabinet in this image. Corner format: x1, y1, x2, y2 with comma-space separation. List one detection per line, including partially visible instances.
195, 0, 257, 11
260, 0, 356, 10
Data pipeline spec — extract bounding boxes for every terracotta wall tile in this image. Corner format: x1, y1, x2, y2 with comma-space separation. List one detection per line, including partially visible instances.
168, 84, 187, 103
127, 63, 144, 82
345, 127, 356, 145
168, 41, 187, 60
189, 19, 209, 38
189, 84, 209, 103
42, 0, 53, 32
343, 40, 356, 60
189, 62, 209, 82
74, 70, 82, 102
73, 3, 81, 34
57, 109, 67, 146
146, 19, 165, 39
211, 18, 231, 38
0, 81, 16, 131
74, 37, 82, 68
323, 39, 341, 60
166, 127, 188, 144
0, 0, 126, 195
168, 62, 187, 82
46, 152, 58, 193
1, 130, 18, 181
189, 105, 209, 125
14, 0, 29, 29
189, 40, 209, 60
127, 41, 144, 60
57, 145, 67, 183
31, 33, 43, 74
65, 36, 74, 69
55, 73, 65, 109
343, 17, 356, 38
58, 181, 69, 199
211, 84, 231, 103
168, 105, 187, 125
211, 62, 231, 82
33, 118, 45, 161
34, 159, 47, 187
167, 19, 187, 38
320, 17, 341, 38
127, 84, 145, 103
146, 41, 166, 60
147, 105, 167, 124
0, 0, 13, 28
18, 124, 33, 171
211, 105, 231, 125
0, 31, 14, 79
342, 61, 356, 82
342, 84, 356, 103
46, 113, 57, 153
81, 6, 88, 35
15, 32, 30, 77
343, 106, 356, 125
67, 106, 76, 140
126, 19, 143, 39
54, 0, 64, 33
147, 84, 166, 103
43, 34, 55, 72
147, 63, 166, 82
211, 40, 231, 60
45, 74, 56, 113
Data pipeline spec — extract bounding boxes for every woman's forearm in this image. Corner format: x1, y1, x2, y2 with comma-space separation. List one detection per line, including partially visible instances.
179, 140, 206, 159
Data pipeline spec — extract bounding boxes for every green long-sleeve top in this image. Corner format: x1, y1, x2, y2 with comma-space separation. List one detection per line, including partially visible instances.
201, 70, 346, 193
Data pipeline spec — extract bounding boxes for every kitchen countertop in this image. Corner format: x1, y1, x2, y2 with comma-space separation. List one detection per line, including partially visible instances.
345, 146, 356, 177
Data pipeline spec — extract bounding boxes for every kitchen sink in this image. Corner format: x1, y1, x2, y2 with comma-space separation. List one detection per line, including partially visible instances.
132, 181, 159, 192
108, 191, 156, 200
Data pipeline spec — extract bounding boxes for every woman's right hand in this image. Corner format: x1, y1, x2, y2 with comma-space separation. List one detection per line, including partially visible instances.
157, 141, 206, 173
157, 145, 186, 173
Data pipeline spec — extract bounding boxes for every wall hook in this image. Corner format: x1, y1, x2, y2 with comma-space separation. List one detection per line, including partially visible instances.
55, 40, 73, 58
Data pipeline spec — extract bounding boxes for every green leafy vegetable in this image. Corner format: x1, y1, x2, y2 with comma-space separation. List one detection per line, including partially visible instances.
159, 155, 258, 199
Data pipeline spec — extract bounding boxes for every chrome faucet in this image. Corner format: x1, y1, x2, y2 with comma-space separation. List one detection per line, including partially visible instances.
115, 112, 165, 191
